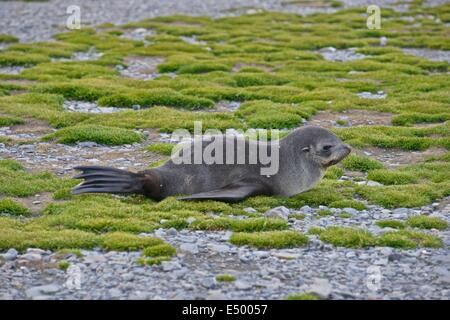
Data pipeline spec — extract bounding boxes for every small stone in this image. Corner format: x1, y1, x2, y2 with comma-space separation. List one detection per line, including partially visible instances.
179, 243, 199, 254
271, 251, 300, 260
343, 208, 358, 215
263, 206, 290, 220
308, 278, 332, 299
201, 278, 216, 289
109, 288, 122, 298
206, 290, 227, 300
208, 244, 230, 254
346, 251, 356, 258
21, 253, 42, 261
26, 284, 60, 298
121, 273, 134, 281
3, 248, 18, 261
243, 207, 257, 213
186, 217, 196, 224
77, 141, 98, 148
300, 205, 312, 212
235, 280, 252, 290
379, 36, 388, 46
388, 253, 403, 262
167, 228, 177, 236
367, 180, 383, 187
161, 261, 181, 272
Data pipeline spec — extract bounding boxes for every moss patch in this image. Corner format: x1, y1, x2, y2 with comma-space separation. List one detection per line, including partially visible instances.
230, 230, 308, 249
43, 125, 144, 145
0, 199, 30, 216
406, 215, 448, 230
285, 293, 320, 300
215, 274, 236, 282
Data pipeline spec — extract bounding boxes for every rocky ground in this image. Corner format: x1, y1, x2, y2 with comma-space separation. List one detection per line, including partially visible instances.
0, 202, 449, 300
0, 0, 449, 300
1, 0, 445, 43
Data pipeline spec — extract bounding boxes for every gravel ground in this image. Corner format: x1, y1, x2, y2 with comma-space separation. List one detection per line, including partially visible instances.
1, 202, 449, 300
0, 0, 431, 43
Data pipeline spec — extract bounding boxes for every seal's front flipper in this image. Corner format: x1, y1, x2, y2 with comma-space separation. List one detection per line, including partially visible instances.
178, 180, 270, 202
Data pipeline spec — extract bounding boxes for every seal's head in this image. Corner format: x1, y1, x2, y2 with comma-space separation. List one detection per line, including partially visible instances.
295, 126, 351, 168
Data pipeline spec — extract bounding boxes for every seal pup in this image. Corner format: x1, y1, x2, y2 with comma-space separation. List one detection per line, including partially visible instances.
71, 126, 351, 202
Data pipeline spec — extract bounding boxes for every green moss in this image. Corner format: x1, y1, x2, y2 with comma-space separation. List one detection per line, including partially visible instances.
377, 230, 443, 248
285, 293, 320, 300
376, 231, 417, 249
143, 256, 172, 266
0, 199, 29, 216
330, 199, 366, 210
236, 100, 313, 129
101, 232, 163, 251
324, 166, 344, 180
0, 162, 74, 197
357, 183, 450, 208
142, 243, 176, 257
319, 227, 376, 248
367, 169, 417, 185
145, 143, 174, 156
58, 260, 70, 271
190, 217, 288, 232
376, 220, 406, 229
0, 34, 19, 44
0, 116, 24, 127
288, 213, 305, 220
317, 209, 332, 217
53, 188, 73, 200
338, 213, 352, 219
406, 215, 448, 230
215, 274, 236, 282
56, 248, 83, 258
0, 159, 25, 171
229, 230, 308, 249
342, 154, 384, 172
308, 227, 325, 235
43, 125, 144, 145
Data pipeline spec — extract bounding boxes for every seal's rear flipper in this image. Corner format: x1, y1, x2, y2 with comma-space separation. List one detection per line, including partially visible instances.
71, 166, 144, 195
178, 180, 269, 202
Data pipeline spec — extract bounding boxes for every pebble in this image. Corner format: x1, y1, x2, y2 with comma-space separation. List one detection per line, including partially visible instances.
3, 249, 18, 261
179, 243, 199, 254
263, 206, 290, 220
308, 278, 332, 299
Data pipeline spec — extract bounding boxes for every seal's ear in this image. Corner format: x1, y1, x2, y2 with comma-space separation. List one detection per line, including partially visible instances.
302, 146, 310, 152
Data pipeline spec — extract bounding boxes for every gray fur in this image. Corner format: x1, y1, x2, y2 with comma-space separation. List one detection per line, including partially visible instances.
72, 126, 351, 202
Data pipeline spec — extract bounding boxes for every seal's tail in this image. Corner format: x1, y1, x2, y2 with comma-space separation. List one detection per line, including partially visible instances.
71, 166, 144, 195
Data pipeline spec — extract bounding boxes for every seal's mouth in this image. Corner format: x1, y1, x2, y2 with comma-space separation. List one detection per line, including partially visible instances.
325, 144, 351, 167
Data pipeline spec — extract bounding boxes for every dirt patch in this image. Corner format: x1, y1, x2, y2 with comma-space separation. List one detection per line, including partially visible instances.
119, 56, 165, 80
0, 118, 55, 140
358, 147, 447, 168
7, 192, 55, 214
307, 109, 393, 128
12, 119, 53, 135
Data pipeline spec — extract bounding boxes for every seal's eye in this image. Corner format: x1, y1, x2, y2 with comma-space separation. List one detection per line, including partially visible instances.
323, 145, 333, 151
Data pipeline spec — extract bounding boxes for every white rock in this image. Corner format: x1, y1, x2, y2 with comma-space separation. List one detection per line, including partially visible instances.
179, 243, 199, 254
264, 206, 290, 220
309, 278, 332, 299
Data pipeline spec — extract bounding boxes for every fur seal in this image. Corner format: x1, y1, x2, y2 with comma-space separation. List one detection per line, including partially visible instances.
71, 126, 351, 202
